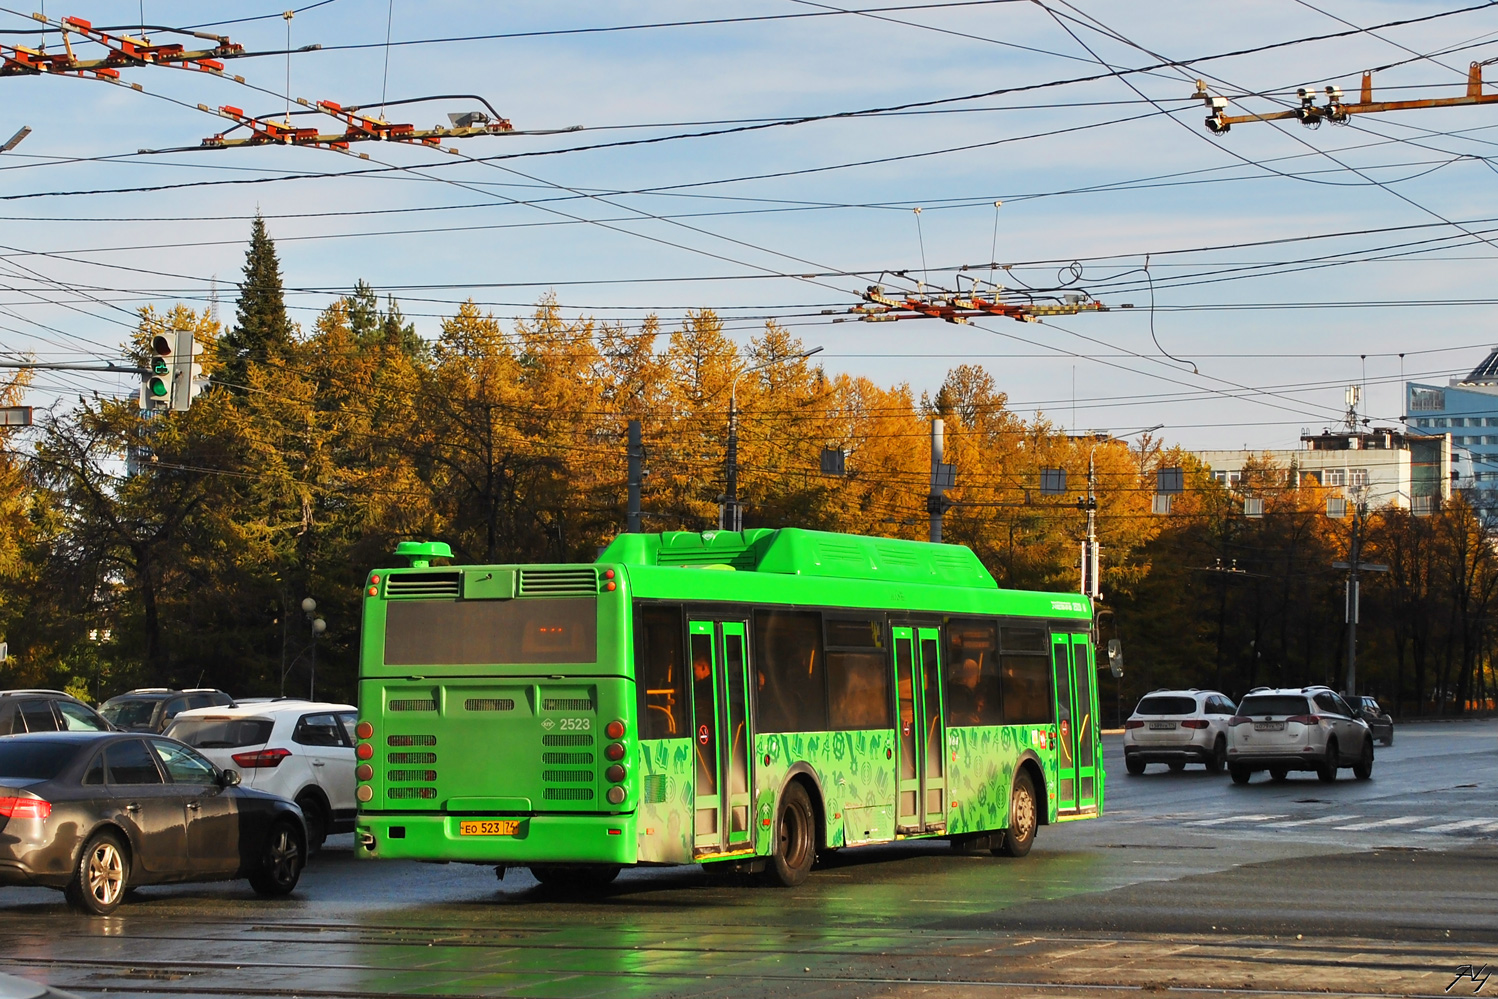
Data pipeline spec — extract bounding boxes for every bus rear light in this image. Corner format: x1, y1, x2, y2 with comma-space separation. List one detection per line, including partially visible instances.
367, 586, 378, 596
1181, 719, 1210, 729
370, 574, 380, 585
604, 742, 626, 762
356, 764, 373, 781
605, 764, 626, 783
1229, 715, 1252, 726
605, 720, 625, 740
1287, 715, 1322, 725
356, 743, 374, 760
603, 569, 615, 580
605, 581, 616, 591
232, 747, 291, 769
607, 827, 621, 834
355, 721, 374, 740
356, 785, 373, 802
606, 786, 626, 805
0, 796, 51, 820
1123, 720, 1144, 729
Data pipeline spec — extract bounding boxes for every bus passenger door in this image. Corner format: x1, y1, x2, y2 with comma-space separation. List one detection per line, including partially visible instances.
688, 622, 722, 851
1070, 635, 1098, 812
688, 618, 754, 855
916, 627, 946, 831
892, 627, 921, 833
1050, 635, 1079, 813
720, 622, 754, 851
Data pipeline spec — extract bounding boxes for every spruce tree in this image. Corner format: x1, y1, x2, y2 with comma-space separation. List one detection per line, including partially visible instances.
220, 213, 293, 389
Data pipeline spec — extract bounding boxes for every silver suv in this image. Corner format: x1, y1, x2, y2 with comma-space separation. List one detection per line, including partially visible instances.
1123, 689, 1237, 774
1227, 686, 1373, 784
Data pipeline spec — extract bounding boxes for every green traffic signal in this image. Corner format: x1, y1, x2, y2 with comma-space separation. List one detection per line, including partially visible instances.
148, 378, 169, 398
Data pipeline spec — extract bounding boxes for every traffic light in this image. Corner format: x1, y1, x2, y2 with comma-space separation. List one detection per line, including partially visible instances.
171, 329, 206, 412
145, 333, 174, 409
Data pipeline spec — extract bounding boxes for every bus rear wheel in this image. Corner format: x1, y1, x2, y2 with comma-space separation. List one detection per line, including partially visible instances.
994, 770, 1037, 858
761, 782, 816, 887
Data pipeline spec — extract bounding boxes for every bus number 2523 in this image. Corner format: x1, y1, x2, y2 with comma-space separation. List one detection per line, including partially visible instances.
559, 717, 591, 731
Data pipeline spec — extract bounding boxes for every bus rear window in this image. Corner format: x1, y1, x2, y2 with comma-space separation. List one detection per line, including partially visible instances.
384, 598, 597, 666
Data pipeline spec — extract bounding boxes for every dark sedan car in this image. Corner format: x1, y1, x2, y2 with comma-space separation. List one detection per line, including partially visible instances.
0, 732, 306, 914
1359, 696, 1395, 746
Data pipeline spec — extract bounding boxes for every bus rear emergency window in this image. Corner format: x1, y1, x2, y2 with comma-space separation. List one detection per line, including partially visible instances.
384, 598, 597, 666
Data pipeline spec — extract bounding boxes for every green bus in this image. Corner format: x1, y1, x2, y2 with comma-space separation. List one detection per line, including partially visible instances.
353, 528, 1106, 887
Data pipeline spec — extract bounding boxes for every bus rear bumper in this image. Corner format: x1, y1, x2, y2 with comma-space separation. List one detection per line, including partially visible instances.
355, 813, 638, 865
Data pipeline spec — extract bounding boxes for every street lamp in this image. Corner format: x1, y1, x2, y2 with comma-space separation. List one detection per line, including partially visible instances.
1080, 424, 1163, 599
720, 345, 823, 531
301, 597, 326, 701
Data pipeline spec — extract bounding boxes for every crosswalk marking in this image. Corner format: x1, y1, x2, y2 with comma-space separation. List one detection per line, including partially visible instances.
1420, 818, 1491, 833
1263, 814, 1358, 828
1185, 814, 1287, 826
1333, 816, 1425, 831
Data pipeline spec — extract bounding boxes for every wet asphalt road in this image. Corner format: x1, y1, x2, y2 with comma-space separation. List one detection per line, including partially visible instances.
0, 719, 1494, 998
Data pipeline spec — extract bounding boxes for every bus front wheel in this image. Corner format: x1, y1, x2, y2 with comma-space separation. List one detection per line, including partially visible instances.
994, 770, 1038, 858
761, 782, 816, 887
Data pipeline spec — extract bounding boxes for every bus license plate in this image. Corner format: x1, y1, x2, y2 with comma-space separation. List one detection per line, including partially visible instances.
459, 820, 520, 837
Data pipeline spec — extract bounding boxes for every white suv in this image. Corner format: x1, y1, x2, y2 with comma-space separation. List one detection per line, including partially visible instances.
1226, 686, 1373, 784
1123, 689, 1237, 774
165, 700, 357, 850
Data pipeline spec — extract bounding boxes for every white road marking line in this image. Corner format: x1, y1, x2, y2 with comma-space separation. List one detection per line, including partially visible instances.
1333, 815, 1424, 830
1263, 815, 1359, 828
1476, 819, 1498, 833
1419, 818, 1491, 833
1184, 814, 1287, 826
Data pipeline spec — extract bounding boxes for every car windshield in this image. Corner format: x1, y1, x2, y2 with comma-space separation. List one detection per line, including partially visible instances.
167, 718, 273, 749
100, 700, 159, 729
1135, 695, 1197, 715
0, 740, 78, 780
1238, 694, 1311, 717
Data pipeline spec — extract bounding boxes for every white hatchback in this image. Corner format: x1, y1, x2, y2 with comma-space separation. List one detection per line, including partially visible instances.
1122, 689, 1237, 774
165, 700, 358, 850
1226, 686, 1374, 784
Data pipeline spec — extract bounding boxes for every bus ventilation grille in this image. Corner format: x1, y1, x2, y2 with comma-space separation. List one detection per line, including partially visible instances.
542, 698, 594, 712
542, 769, 592, 783
388, 769, 438, 782
389, 698, 437, 712
388, 734, 436, 746
388, 752, 436, 764
388, 787, 437, 800
542, 752, 593, 765
465, 698, 515, 712
543, 787, 594, 801
643, 774, 668, 803
385, 571, 461, 597
518, 567, 597, 595
542, 734, 593, 747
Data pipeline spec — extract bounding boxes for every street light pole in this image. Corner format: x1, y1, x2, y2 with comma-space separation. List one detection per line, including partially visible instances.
301, 597, 326, 700
1081, 424, 1163, 600
720, 346, 823, 531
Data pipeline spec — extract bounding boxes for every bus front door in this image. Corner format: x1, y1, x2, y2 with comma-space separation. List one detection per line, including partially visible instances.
1050, 635, 1078, 812
688, 618, 754, 855
1070, 634, 1098, 811
893, 626, 946, 834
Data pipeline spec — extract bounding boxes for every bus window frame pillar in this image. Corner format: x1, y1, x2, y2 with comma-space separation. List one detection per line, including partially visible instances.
719, 346, 822, 532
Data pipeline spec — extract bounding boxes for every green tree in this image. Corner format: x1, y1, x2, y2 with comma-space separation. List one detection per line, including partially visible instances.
219, 213, 294, 390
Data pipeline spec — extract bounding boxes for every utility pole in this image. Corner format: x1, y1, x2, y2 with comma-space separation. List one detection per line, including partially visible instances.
928, 419, 956, 542
626, 419, 642, 533
1333, 491, 1387, 699
1080, 446, 1099, 600
719, 346, 822, 532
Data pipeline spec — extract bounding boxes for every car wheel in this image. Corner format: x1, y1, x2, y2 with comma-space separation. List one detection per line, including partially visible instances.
1269, 766, 1289, 782
65, 829, 128, 915
296, 793, 328, 855
248, 819, 305, 896
761, 782, 817, 886
530, 864, 622, 890
1353, 738, 1374, 781
1125, 756, 1146, 776
1167, 761, 1185, 773
1317, 740, 1339, 783
994, 770, 1038, 858
1383, 729, 1394, 747
1229, 765, 1250, 785
1206, 737, 1227, 773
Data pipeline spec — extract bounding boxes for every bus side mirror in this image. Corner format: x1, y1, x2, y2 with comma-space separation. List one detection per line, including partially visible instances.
1107, 639, 1124, 679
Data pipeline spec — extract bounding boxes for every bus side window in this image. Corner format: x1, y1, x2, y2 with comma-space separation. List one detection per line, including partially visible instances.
945, 618, 1002, 726
753, 609, 827, 733
826, 616, 890, 730
999, 625, 1051, 724
636, 605, 688, 739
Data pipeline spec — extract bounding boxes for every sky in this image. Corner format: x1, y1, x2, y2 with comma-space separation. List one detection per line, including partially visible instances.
4, 0, 1498, 451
